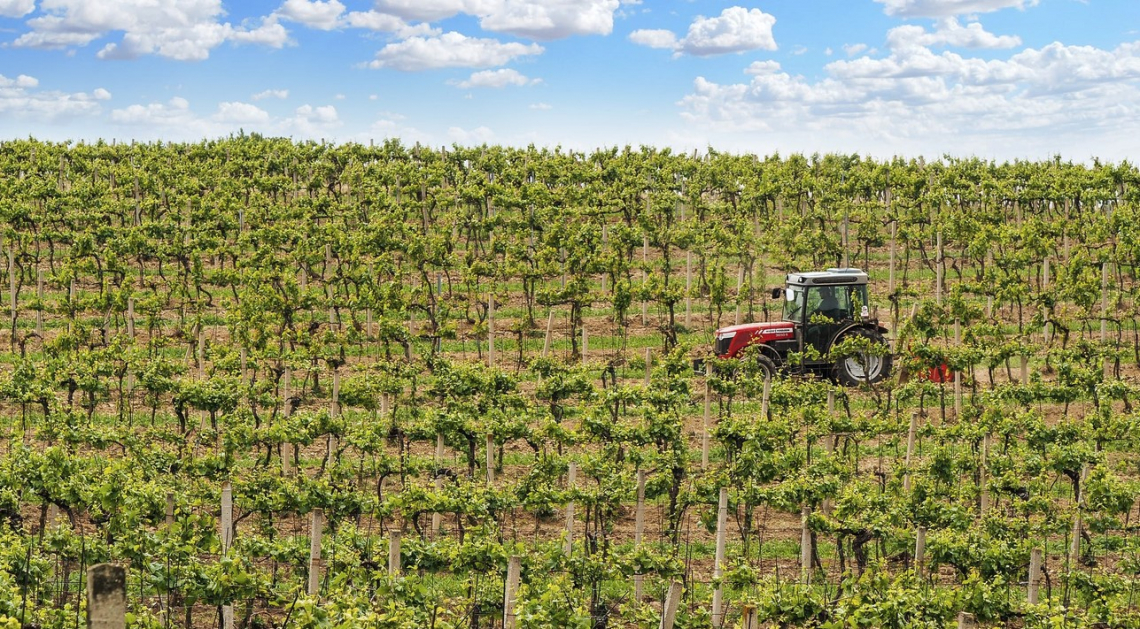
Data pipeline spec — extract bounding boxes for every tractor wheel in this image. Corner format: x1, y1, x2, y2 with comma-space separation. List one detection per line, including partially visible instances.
755, 354, 777, 382
833, 328, 892, 386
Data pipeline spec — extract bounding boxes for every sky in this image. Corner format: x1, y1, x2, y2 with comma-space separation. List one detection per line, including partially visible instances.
1, 0, 1138, 162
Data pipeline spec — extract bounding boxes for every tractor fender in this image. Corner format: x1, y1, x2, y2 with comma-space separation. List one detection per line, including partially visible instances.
824, 323, 890, 355
740, 341, 784, 366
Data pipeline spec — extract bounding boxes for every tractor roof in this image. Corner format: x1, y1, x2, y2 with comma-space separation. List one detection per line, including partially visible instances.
786, 268, 868, 287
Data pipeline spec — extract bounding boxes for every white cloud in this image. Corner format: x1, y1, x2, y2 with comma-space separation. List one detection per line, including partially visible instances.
103, 94, 355, 141
874, 0, 1039, 18
342, 10, 399, 30
844, 43, 868, 57
275, 0, 345, 30
109, 96, 347, 140
369, 0, 481, 23
529, 102, 552, 110
368, 31, 543, 71
0, 0, 34, 18
630, 6, 777, 57
295, 104, 338, 123
677, 38, 1140, 160
628, 29, 676, 50
744, 60, 782, 76
479, 0, 620, 40
450, 68, 539, 88
214, 101, 270, 124
253, 89, 289, 100
13, 0, 288, 60
887, 18, 1020, 50
370, 0, 620, 40
111, 97, 199, 127
271, 0, 433, 36
448, 125, 495, 143
0, 73, 110, 120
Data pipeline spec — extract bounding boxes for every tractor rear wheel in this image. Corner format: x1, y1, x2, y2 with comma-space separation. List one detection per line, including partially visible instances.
833, 328, 892, 386
755, 354, 777, 382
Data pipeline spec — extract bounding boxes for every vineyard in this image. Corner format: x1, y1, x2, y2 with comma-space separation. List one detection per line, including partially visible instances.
1, 137, 1140, 628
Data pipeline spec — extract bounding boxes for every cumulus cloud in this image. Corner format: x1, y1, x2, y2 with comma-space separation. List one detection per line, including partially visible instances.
111, 97, 199, 127
0, 0, 34, 18
368, 31, 543, 71
270, 0, 432, 36
448, 125, 495, 144
13, 0, 288, 60
888, 18, 1020, 50
449, 68, 539, 88
213, 101, 271, 124
274, 0, 345, 30
677, 37, 1140, 159
109, 96, 342, 140
252, 89, 289, 100
479, 0, 620, 40
630, 6, 776, 57
371, 0, 620, 40
283, 104, 341, 136
628, 29, 676, 50
361, 116, 430, 145
873, 0, 1039, 18
0, 73, 110, 120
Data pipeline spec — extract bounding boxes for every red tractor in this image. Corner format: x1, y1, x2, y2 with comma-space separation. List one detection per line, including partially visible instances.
712, 268, 892, 385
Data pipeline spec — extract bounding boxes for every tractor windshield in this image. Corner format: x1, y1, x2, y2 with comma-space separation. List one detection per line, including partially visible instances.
783, 286, 805, 322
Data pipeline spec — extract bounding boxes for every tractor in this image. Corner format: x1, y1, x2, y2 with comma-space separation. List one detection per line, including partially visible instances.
711, 268, 892, 385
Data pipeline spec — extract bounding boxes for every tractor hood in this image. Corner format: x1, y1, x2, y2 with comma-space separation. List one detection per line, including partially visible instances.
714, 321, 796, 358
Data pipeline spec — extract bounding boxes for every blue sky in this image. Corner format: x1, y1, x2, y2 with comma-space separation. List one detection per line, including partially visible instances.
1, 0, 1138, 161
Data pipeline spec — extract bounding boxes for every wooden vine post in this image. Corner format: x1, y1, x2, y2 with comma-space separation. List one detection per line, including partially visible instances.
87, 564, 127, 629
220, 481, 234, 629
711, 487, 728, 627
308, 509, 323, 596
1028, 547, 1043, 604
486, 433, 495, 485
282, 367, 294, 476
633, 470, 647, 600
388, 531, 402, 576
800, 504, 812, 584
659, 581, 683, 629
914, 526, 927, 576
503, 556, 522, 629
1069, 463, 1089, 571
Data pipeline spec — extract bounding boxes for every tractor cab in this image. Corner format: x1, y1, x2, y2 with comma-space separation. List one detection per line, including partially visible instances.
710, 268, 891, 385
782, 269, 870, 358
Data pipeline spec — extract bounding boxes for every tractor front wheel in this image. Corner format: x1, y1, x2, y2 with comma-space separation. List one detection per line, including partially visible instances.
755, 354, 777, 382
833, 328, 892, 386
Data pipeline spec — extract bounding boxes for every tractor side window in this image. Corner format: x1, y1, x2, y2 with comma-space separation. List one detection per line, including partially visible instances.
809, 286, 852, 321
848, 286, 868, 316
783, 286, 805, 322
